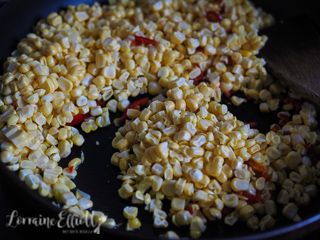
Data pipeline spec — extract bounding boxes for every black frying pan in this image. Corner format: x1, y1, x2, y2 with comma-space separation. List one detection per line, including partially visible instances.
0, 0, 320, 239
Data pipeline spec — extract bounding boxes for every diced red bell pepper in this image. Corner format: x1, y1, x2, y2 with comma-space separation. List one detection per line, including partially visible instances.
244, 160, 271, 180
131, 35, 156, 47
192, 64, 206, 85
96, 100, 106, 107
221, 207, 232, 216
66, 113, 91, 126
185, 206, 194, 215
217, 0, 223, 4
238, 190, 265, 204
270, 124, 280, 133
195, 47, 204, 53
304, 143, 319, 165
66, 99, 105, 126
224, 91, 231, 98
225, 55, 233, 66
12, 102, 17, 109
278, 112, 290, 122
295, 101, 302, 114
245, 122, 258, 128
121, 97, 149, 123
206, 11, 223, 22
195, 47, 207, 56
223, 90, 236, 98
66, 114, 84, 126
67, 166, 74, 174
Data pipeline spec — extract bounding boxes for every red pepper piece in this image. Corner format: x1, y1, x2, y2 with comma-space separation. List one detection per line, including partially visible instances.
121, 97, 149, 123
206, 11, 223, 22
223, 90, 236, 98
68, 166, 74, 174
239, 190, 265, 204
294, 100, 302, 114
66, 114, 84, 126
96, 100, 106, 107
278, 113, 290, 122
304, 143, 319, 165
82, 113, 91, 121
310, 157, 319, 166
66, 113, 91, 126
244, 160, 271, 181
217, 0, 223, 4
192, 64, 206, 85
224, 91, 231, 98
270, 124, 280, 133
131, 35, 156, 46
245, 122, 258, 128
219, 83, 224, 88
12, 102, 17, 109
221, 207, 232, 216
185, 206, 194, 215
195, 47, 204, 52
305, 143, 313, 151
246, 95, 253, 101
225, 55, 233, 66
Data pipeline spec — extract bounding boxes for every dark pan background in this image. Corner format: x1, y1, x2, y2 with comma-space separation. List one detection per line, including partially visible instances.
0, 0, 320, 239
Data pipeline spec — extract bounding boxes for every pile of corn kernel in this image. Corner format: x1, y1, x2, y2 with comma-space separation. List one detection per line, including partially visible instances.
0, 0, 320, 238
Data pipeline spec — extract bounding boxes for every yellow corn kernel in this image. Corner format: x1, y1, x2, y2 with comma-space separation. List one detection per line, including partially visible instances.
123, 206, 138, 220
171, 197, 186, 211
58, 77, 73, 93
206, 156, 223, 177
259, 215, 276, 231
127, 218, 141, 230
118, 183, 134, 199
231, 96, 246, 106
222, 194, 238, 208
25, 174, 40, 190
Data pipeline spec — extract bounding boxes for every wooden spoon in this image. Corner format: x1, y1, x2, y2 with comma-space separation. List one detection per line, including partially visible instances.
259, 16, 320, 105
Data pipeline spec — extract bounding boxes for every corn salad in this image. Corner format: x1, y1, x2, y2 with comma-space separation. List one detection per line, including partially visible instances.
0, 0, 320, 238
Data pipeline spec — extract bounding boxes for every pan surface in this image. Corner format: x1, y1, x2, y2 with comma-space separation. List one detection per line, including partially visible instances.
0, 0, 320, 239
